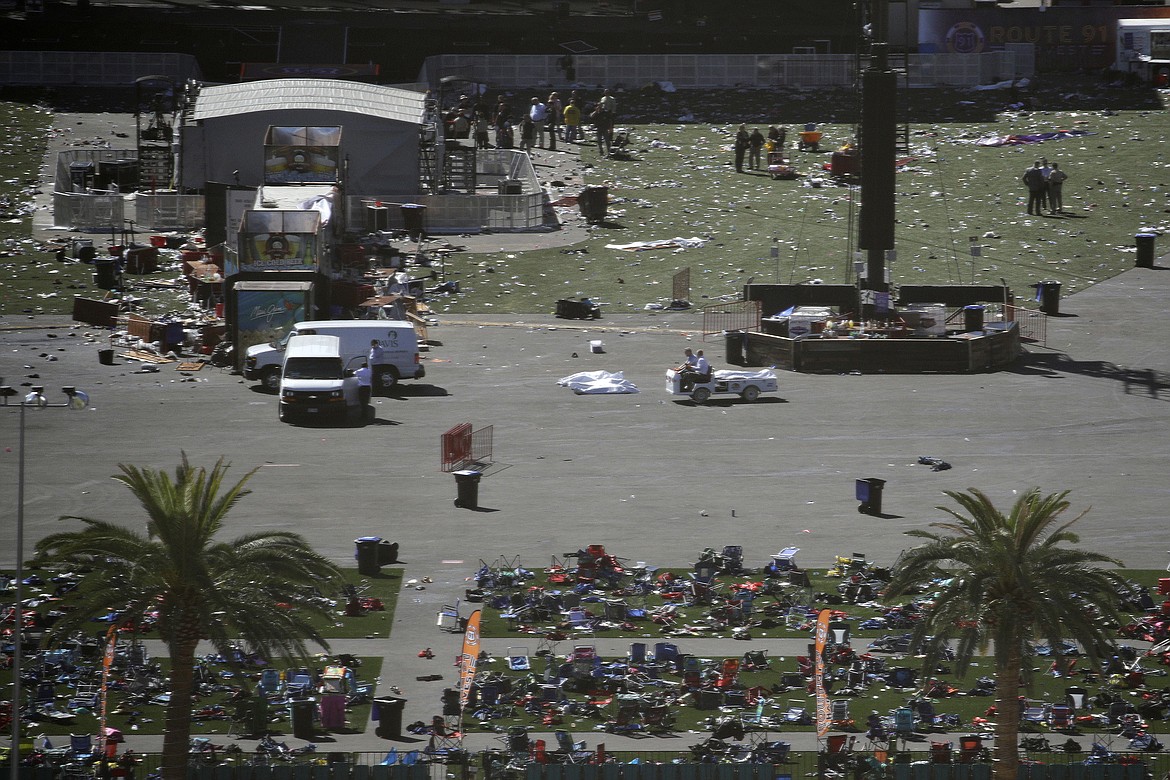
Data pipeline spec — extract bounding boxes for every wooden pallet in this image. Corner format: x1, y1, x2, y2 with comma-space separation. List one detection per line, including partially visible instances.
120, 350, 176, 364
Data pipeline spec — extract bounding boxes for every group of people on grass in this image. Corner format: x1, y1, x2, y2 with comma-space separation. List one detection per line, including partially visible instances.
445, 88, 619, 157
1021, 157, 1070, 215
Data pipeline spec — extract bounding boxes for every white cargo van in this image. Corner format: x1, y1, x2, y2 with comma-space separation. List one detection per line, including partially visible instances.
278, 334, 363, 425
245, 320, 424, 393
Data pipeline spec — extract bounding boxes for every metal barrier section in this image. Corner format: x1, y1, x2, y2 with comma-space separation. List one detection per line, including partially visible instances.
134, 193, 206, 230
440, 422, 494, 472
52, 192, 125, 232
702, 300, 762, 341
469, 424, 493, 468
441, 423, 473, 472
672, 267, 690, 305
1005, 304, 1047, 347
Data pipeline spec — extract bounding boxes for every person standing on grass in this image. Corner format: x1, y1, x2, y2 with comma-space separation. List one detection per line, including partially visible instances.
529, 97, 548, 149
734, 125, 750, 173
748, 127, 766, 171
1046, 162, 1068, 214
563, 98, 582, 144
1022, 160, 1046, 216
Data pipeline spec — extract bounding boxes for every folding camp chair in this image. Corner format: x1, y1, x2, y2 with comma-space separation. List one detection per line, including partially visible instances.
1066, 686, 1088, 711
742, 650, 769, 671
930, 741, 953, 763
436, 600, 463, 633
628, 642, 647, 665
831, 700, 854, 729
507, 647, 531, 672
1021, 702, 1049, 727
68, 734, 96, 763
958, 735, 983, 763
286, 673, 314, 697
783, 701, 811, 725
554, 730, 590, 764
1048, 704, 1072, 731
894, 707, 915, 736
716, 658, 740, 688
258, 668, 283, 698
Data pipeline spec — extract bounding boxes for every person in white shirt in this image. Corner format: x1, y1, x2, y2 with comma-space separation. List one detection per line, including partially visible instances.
529, 97, 549, 149
368, 339, 385, 393
355, 363, 372, 409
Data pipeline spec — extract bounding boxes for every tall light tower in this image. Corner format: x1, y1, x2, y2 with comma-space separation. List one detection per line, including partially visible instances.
857, 0, 897, 320
3, 385, 90, 780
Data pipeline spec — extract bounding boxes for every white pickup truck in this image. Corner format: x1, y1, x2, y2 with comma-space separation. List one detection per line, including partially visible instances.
665, 368, 779, 404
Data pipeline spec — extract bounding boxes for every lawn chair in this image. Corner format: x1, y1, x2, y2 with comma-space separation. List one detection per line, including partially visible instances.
1066, 686, 1088, 711
286, 672, 314, 697
930, 741, 953, 763
628, 642, 647, 665
1021, 702, 1049, 727
68, 733, 96, 763
507, 647, 531, 672
1049, 704, 1072, 731
436, 601, 464, 633
742, 650, 769, 671
258, 668, 283, 698
958, 735, 983, 763
894, 707, 915, 736
715, 658, 740, 688
553, 730, 590, 764
783, 701, 811, 725
831, 700, 854, 729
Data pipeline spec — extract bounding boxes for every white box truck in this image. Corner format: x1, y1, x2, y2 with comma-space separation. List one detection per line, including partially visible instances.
278, 334, 363, 425
245, 320, 424, 393
1116, 18, 1170, 86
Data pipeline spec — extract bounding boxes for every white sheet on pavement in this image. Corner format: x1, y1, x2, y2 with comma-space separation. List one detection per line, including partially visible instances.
713, 369, 775, 382
557, 370, 640, 394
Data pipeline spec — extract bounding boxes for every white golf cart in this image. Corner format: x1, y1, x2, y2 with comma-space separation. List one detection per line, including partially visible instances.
665, 368, 779, 404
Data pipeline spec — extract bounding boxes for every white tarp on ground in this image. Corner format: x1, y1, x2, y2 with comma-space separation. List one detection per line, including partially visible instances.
557, 370, 640, 394
712, 369, 776, 382
603, 237, 707, 252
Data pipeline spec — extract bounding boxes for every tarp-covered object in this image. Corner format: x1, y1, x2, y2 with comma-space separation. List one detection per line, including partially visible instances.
557, 370, 639, 394
712, 369, 775, 382
973, 129, 1093, 147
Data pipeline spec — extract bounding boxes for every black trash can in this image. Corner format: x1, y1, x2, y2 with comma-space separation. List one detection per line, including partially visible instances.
400, 204, 426, 240
856, 478, 886, 516
248, 697, 270, 736
1034, 280, 1062, 315
1136, 232, 1156, 268
354, 536, 383, 576
578, 185, 608, 223
377, 540, 399, 565
290, 699, 315, 739
725, 331, 746, 366
98, 349, 115, 365
453, 470, 481, 509
963, 304, 984, 333
94, 258, 119, 290
373, 696, 407, 739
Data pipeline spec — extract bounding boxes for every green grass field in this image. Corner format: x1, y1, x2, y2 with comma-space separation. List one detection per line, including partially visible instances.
2, 78, 1169, 319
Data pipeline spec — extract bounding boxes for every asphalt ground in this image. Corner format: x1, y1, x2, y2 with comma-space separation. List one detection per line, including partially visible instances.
4, 112, 1170, 758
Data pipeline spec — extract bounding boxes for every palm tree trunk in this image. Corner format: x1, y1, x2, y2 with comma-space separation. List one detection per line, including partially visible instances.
160, 638, 198, 780
993, 643, 1022, 780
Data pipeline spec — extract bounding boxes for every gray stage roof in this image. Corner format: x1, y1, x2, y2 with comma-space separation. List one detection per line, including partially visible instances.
191, 78, 427, 124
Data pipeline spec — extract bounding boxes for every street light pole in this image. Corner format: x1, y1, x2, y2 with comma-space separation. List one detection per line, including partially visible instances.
3, 385, 89, 780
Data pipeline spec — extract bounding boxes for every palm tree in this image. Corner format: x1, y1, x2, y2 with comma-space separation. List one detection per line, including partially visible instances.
884, 488, 1126, 780
34, 454, 341, 780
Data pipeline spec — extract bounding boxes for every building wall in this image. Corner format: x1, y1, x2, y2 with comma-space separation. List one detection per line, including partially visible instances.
182, 109, 420, 201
